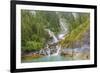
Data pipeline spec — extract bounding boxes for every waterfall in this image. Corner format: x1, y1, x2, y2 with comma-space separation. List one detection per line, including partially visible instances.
46, 44, 50, 56
59, 18, 67, 32
72, 13, 78, 19
58, 18, 68, 40
43, 16, 68, 56
39, 44, 51, 56
45, 29, 58, 43
52, 45, 61, 56
44, 29, 61, 56
39, 49, 47, 56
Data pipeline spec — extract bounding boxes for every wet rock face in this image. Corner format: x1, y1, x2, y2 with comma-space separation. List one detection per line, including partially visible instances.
73, 51, 90, 60
71, 29, 90, 48
60, 48, 90, 60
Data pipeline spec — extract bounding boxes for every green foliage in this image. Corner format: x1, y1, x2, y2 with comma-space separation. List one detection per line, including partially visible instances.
21, 10, 90, 52
21, 10, 60, 52
26, 41, 43, 51
59, 13, 90, 48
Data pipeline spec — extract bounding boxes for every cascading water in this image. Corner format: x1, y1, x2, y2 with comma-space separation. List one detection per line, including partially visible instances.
52, 45, 61, 56
46, 29, 58, 43
42, 16, 69, 57
46, 44, 51, 56
45, 29, 61, 56
59, 18, 67, 33
58, 17, 68, 40
72, 13, 78, 19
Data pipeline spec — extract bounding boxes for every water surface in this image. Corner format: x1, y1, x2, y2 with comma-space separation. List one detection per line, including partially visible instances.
22, 55, 73, 63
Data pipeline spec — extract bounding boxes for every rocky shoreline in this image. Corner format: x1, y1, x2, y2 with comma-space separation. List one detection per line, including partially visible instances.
22, 47, 90, 62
